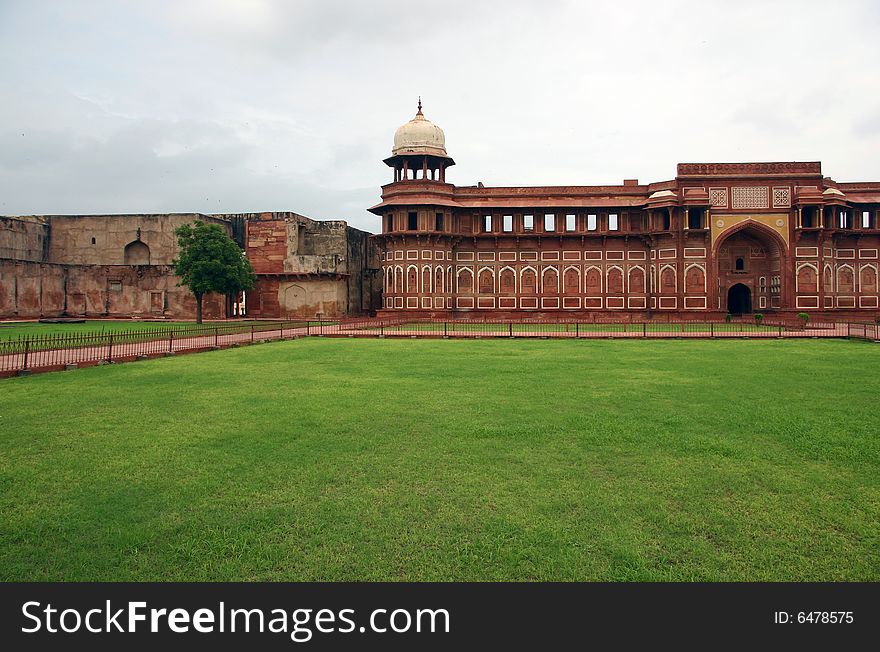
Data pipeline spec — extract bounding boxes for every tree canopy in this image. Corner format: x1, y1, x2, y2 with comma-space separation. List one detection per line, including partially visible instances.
172, 221, 255, 322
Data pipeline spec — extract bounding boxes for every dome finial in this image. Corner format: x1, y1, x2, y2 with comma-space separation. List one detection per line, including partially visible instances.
417, 96, 423, 116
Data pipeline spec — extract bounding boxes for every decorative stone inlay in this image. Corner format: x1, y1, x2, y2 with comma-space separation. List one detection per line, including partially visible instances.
731, 186, 769, 209
772, 187, 791, 208
708, 187, 728, 208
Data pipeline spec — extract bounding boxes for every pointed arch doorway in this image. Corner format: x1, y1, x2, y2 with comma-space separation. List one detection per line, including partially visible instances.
727, 283, 751, 314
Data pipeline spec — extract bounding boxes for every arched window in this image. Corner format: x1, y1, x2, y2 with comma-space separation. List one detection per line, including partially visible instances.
585, 268, 601, 294
861, 266, 877, 293
563, 268, 579, 294
407, 267, 418, 293
685, 267, 705, 293
124, 240, 150, 265
395, 268, 403, 294
542, 268, 558, 294
735, 257, 745, 271
478, 269, 494, 294
797, 266, 817, 293
422, 267, 432, 294
661, 267, 676, 292
607, 268, 623, 294
838, 267, 854, 293
457, 268, 473, 292
629, 268, 645, 293
435, 267, 444, 294
521, 269, 537, 294
500, 268, 515, 293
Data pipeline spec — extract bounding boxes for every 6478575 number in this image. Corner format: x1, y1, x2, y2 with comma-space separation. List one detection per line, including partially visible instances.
773, 612, 853, 624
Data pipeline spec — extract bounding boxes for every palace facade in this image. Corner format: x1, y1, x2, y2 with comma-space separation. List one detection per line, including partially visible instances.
370, 103, 880, 319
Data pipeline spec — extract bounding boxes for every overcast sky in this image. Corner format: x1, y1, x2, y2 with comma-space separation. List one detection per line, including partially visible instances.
1, 0, 878, 233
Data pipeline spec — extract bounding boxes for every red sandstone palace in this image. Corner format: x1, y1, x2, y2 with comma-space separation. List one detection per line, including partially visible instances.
370, 102, 880, 319
3, 103, 880, 322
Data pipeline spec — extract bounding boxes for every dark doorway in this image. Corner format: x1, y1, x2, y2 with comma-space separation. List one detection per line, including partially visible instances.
727, 283, 751, 314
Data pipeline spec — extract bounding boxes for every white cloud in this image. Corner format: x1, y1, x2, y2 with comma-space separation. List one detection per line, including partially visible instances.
0, 0, 878, 232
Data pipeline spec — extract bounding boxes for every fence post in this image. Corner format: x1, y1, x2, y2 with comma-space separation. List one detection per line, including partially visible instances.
169, 330, 174, 353
509, 322, 513, 337
306, 322, 310, 336
444, 321, 448, 337
642, 322, 646, 338
778, 324, 783, 338
214, 326, 219, 347
710, 322, 714, 338
22, 338, 30, 370
251, 325, 254, 343
107, 332, 114, 363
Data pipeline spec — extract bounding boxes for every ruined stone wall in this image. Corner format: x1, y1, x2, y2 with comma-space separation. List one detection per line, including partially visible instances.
0, 260, 224, 319
44, 213, 232, 266
242, 212, 378, 318
0, 216, 48, 262
1, 210, 376, 320
245, 216, 289, 274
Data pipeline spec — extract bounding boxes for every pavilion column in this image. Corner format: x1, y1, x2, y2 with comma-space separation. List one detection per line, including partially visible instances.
422, 157, 428, 180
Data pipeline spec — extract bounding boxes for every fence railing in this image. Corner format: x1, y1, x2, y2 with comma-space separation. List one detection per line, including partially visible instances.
0, 321, 335, 375
1, 318, 876, 376
333, 318, 866, 339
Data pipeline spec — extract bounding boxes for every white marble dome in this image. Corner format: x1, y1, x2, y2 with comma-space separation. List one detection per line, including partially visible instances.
392, 100, 447, 157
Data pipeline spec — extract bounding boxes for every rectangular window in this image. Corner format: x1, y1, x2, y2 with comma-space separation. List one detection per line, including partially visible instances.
565, 214, 576, 231
386, 214, 394, 231
523, 214, 534, 231
608, 213, 619, 231
824, 208, 834, 228
483, 215, 492, 232
587, 214, 597, 231
839, 211, 851, 229
503, 215, 513, 232
687, 209, 702, 229
862, 210, 872, 229
802, 207, 814, 228
544, 214, 555, 232
662, 212, 671, 230
435, 213, 444, 231
408, 212, 418, 230
109, 280, 122, 291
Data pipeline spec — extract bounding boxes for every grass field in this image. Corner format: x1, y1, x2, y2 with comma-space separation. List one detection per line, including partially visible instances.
1, 338, 878, 581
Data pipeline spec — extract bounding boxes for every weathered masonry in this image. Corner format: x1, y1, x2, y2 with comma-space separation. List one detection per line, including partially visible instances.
0, 212, 378, 320
370, 103, 880, 320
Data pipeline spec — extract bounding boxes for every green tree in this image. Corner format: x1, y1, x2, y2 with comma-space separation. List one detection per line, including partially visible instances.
172, 221, 256, 323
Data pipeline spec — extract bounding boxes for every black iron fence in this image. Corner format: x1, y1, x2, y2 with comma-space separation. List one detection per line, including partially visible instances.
335, 318, 872, 340
1, 318, 877, 376
0, 321, 334, 375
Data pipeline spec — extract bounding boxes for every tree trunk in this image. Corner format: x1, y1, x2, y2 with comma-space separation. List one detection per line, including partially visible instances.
195, 292, 203, 324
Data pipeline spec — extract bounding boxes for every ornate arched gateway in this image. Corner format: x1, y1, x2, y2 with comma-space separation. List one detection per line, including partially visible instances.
714, 222, 788, 313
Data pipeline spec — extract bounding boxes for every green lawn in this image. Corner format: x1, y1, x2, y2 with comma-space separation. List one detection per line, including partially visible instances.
1, 339, 877, 581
